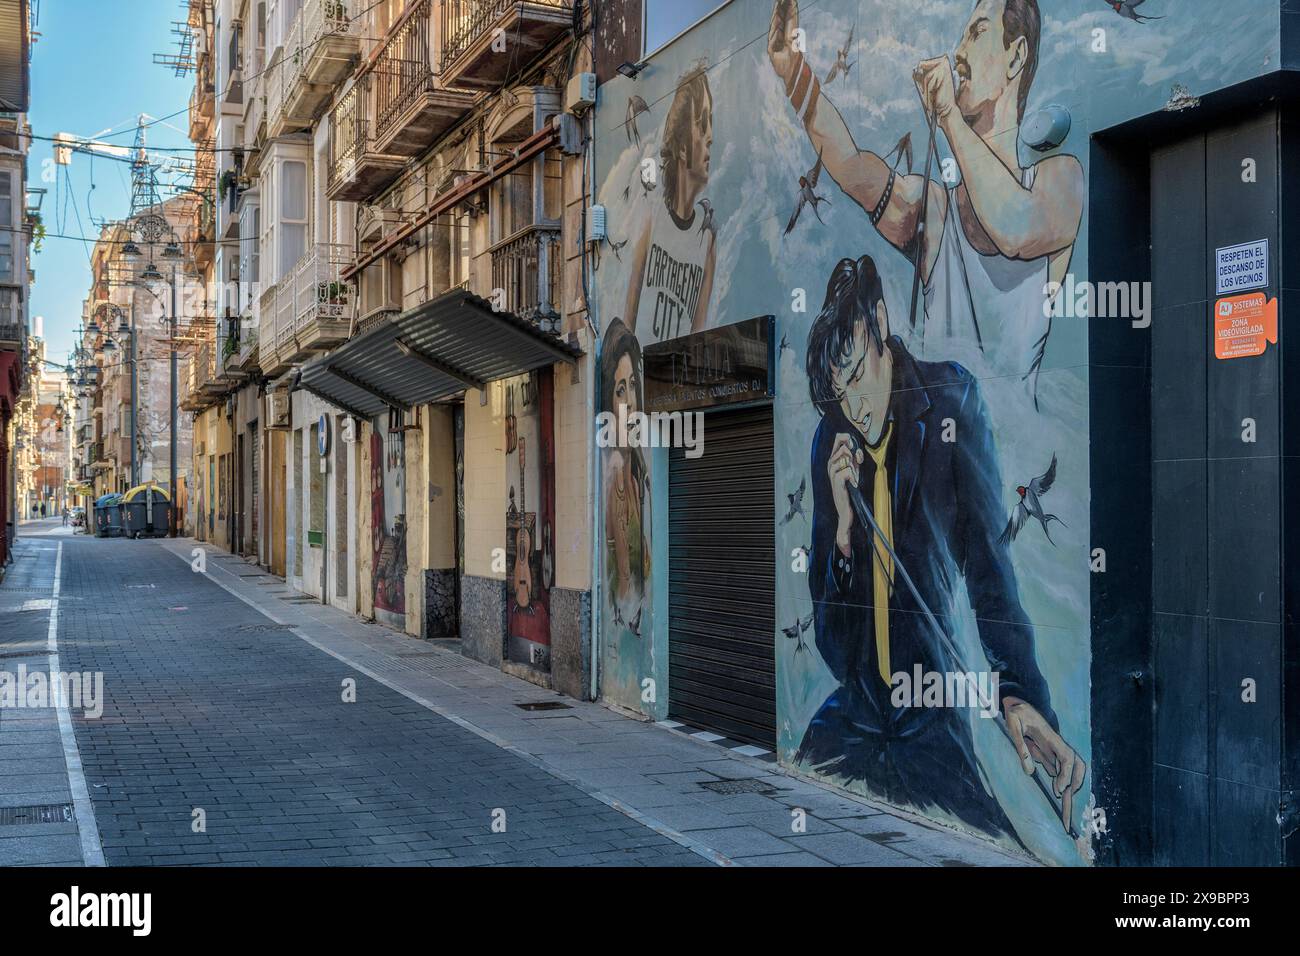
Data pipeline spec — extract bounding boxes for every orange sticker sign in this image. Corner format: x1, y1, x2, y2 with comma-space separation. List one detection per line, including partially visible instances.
1214, 292, 1278, 360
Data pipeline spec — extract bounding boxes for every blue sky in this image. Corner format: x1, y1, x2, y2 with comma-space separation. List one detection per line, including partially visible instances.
26, 0, 195, 367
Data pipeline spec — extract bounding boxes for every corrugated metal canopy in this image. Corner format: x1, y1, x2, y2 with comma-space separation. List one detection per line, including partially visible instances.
296, 289, 581, 420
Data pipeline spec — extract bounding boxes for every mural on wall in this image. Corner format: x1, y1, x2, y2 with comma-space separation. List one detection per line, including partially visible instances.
593, 0, 1281, 864
505, 370, 555, 670
773, 0, 1087, 854
370, 415, 406, 622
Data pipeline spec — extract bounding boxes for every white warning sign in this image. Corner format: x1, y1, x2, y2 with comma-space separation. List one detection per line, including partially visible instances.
1215, 239, 1268, 296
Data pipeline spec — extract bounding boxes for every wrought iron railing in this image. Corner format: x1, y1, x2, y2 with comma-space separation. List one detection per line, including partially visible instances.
269, 0, 358, 131
489, 224, 561, 321
274, 244, 354, 356
441, 0, 573, 70
328, 79, 366, 189
375, 0, 434, 143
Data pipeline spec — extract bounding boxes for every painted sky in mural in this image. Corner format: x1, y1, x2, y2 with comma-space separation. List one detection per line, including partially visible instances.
593, 0, 1279, 866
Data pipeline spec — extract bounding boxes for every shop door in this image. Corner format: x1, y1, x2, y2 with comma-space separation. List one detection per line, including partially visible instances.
668, 404, 775, 747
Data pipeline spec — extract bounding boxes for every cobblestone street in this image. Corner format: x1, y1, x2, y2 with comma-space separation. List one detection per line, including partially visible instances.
0, 522, 1027, 867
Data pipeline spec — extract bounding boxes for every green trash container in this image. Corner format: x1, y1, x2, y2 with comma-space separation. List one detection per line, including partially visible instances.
94, 494, 124, 538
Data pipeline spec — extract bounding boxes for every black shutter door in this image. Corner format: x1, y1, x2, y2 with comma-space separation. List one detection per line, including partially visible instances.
668, 405, 775, 747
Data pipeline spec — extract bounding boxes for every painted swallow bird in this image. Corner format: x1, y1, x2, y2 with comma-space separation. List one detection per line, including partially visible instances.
886, 131, 913, 174
781, 476, 807, 525
778, 333, 791, 360
697, 198, 716, 244
825, 24, 856, 84
1105, 0, 1163, 22
785, 151, 830, 235
999, 453, 1066, 546
625, 95, 649, 146
609, 237, 628, 262
782, 613, 814, 654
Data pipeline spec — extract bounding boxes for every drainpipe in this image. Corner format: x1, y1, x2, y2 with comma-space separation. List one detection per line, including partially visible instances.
584, 103, 600, 704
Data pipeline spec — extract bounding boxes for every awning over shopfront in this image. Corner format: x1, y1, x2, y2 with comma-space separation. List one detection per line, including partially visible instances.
296, 289, 581, 420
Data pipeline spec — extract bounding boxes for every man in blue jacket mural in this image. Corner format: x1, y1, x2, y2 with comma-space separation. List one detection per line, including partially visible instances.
797, 255, 1084, 841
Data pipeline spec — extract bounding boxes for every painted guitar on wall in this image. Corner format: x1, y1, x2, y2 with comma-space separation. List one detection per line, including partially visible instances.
514, 438, 533, 608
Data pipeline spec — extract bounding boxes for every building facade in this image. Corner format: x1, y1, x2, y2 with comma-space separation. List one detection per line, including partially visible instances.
182, 0, 597, 696
0, 0, 33, 564
162, 0, 1300, 867
589, 0, 1300, 867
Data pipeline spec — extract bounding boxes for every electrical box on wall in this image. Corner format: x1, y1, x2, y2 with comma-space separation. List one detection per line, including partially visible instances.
589, 204, 607, 242
564, 72, 596, 113
555, 112, 582, 155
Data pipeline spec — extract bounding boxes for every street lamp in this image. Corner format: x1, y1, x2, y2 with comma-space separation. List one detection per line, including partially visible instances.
140, 261, 164, 284
122, 240, 142, 261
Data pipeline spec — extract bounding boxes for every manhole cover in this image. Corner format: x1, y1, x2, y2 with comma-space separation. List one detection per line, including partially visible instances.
516, 701, 573, 712
698, 778, 777, 796
0, 803, 74, 826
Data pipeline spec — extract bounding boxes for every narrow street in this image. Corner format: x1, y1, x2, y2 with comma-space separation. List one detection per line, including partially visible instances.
1, 520, 1023, 868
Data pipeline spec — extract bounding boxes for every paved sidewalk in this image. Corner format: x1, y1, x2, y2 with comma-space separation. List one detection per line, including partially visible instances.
0, 535, 95, 866
157, 537, 1030, 868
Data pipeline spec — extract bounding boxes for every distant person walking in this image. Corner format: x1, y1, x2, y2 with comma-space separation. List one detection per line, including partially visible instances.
62, 507, 68, 526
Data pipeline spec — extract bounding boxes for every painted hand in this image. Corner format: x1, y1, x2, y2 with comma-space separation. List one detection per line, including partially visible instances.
913, 56, 956, 126
1004, 696, 1086, 833
828, 432, 863, 556
768, 0, 801, 87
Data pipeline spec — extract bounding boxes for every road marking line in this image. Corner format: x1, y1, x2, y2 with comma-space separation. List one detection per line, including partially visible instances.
46, 542, 106, 868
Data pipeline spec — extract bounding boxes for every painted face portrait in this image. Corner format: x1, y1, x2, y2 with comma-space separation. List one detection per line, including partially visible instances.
954, 0, 1039, 124
831, 305, 892, 448
660, 67, 713, 213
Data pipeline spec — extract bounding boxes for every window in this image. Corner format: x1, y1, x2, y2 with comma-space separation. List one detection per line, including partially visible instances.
492, 166, 532, 243
280, 159, 308, 275
0, 171, 12, 281
240, 204, 261, 296
644, 0, 730, 57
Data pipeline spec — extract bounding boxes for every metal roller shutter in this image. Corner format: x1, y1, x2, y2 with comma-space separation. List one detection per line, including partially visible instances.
668, 404, 776, 747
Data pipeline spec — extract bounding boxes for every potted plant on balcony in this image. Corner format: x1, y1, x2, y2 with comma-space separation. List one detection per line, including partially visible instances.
322, 281, 351, 305
218, 170, 239, 203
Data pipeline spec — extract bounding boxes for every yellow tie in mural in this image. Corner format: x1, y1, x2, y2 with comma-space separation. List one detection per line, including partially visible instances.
865, 423, 894, 686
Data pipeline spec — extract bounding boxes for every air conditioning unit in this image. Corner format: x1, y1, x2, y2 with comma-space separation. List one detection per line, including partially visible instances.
267, 390, 290, 427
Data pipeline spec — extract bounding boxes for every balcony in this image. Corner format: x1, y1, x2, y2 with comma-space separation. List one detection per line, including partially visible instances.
267, 0, 362, 137
189, 72, 216, 141
373, 0, 476, 156
489, 224, 561, 323
258, 282, 287, 375
223, 23, 244, 108
218, 321, 248, 386
243, 45, 266, 145
327, 76, 405, 202
274, 243, 355, 364
440, 0, 573, 92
